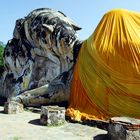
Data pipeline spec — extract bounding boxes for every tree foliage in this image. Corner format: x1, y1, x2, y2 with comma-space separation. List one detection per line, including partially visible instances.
0, 42, 5, 76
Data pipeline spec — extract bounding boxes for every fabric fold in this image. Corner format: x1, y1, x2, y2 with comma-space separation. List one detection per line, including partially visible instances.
66, 9, 140, 121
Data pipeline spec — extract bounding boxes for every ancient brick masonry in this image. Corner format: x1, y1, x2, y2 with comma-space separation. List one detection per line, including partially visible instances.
4, 101, 24, 114
107, 117, 140, 140
40, 106, 65, 126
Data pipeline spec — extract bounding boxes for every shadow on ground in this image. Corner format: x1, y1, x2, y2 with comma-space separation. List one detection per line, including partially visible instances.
93, 134, 108, 140
67, 118, 109, 131
0, 109, 4, 113
28, 119, 41, 126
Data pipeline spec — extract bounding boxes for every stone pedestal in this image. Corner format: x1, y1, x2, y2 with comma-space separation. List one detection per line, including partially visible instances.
4, 101, 24, 114
40, 106, 65, 126
107, 117, 140, 140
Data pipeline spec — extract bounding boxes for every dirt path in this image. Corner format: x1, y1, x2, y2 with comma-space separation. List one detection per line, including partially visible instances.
0, 106, 107, 140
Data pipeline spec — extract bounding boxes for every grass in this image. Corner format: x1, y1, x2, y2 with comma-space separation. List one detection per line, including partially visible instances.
24, 108, 32, 112
12, 137, 21, 140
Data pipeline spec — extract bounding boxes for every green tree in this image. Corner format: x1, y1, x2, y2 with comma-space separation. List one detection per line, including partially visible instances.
0, 42, 5, 76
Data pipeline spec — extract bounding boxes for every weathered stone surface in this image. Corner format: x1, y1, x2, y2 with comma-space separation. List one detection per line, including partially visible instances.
107, 117, 140, 140
4, 101, 24, 114
0, 8, 82, 107
40, 106, 65, 126
108, 123, 126, 140
127, 130, 140, 140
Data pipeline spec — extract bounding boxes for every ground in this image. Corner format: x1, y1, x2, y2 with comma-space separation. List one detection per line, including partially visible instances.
0, 106, 107, 140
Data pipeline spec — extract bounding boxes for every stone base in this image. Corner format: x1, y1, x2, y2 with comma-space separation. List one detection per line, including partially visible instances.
40, 106, 65, 126
4, 101, 24, 114
107, 117, 140, 140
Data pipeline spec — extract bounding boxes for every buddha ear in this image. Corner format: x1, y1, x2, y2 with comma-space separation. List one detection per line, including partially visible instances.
58, 10, 82, 31
42, 24, 54, 32
72, 24, 82, 31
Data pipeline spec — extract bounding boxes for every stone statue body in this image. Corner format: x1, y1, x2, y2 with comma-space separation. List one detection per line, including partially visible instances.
0, 8, 81, 106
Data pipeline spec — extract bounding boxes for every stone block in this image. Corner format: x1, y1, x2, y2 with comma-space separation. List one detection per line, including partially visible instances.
108, 123, 126, 140
4, 101, 24, 114
40, 106, 65, 126
107, 117, 140, 140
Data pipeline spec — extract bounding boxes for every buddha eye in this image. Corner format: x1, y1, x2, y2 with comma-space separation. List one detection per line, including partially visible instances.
64, 37, 69, 43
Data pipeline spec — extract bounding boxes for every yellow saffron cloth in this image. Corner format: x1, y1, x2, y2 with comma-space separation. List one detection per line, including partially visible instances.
66, 9, 140, 121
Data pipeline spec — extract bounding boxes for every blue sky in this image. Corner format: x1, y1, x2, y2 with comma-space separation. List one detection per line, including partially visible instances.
1, 0, 140, 43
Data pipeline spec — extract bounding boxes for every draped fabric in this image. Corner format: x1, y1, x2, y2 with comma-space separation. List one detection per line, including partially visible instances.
66, 9, 140, 121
